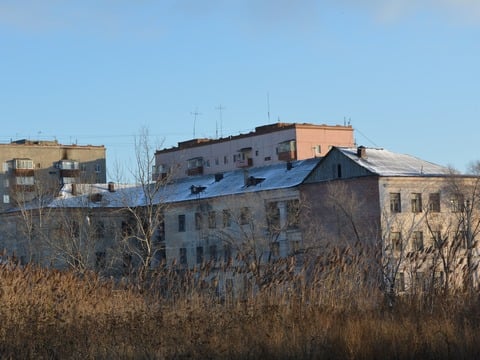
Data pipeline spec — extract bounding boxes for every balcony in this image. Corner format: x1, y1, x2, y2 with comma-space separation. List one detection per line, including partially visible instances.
13, 168, 34, 176
277, 140, 297, 161
236, 158, 253, 168
187, 157, 204, 176
60, 169, 80, 178
277, 150, 297, 162
187, 166, 204, 176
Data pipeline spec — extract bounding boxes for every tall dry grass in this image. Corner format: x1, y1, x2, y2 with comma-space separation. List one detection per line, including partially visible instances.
0, 257, 479, 359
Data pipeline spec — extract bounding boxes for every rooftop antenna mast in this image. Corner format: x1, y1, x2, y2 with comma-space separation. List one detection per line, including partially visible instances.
267, 92, 271, 123
191, 108, 202, 138
215, 104, 225, 138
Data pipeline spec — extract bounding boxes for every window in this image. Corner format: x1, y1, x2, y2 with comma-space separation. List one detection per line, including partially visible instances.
390, 193, 401, 213
428, 193, 440, 212
123, 253, 132, 274
3, 179, 8, 188
195, 212, 203, 230
2, 162, 8, 172
240, 207, 250, 225
415, 272, 427, 292
396, 272, 405, 292
196, 246, 204, 264
95, 163, 101, 173
451, 194, 465, 212
95, 251, 106, 270
156, 243, 166, 264
208, 211, 216, 229
121, 221, 133, 237
222, 209, 231, 228
391, 232, 402, 252
290, 240, 301, 254
16, 176, 34, 185
287, 199, 300, 229
431, 231, 443, 248
255, 150, 259, 156
3, 195, 9, 204
224, 244, 232, 263
209, 245, 217, 262
178, 214, 186, 232
179, 247, 188, 265
57, 160, 79, 170
224, 156, 228, 164
95, 221, 106, 238
337, 164, 342, 178
411, 193, 422, 213
215, 157, 219, 166
413, 231, 424, 251
454, 231, 468, 249
14, 159, 34, 169
266, 202, 280, 232
264, 156, 271, 161
270, 242, 280, 257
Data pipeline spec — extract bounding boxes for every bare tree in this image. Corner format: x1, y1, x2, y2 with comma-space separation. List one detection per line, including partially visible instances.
119, 127, 170, 283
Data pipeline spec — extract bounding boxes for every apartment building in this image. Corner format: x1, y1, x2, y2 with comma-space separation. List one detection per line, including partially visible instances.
2, 143, 479, 295
302, 146, 480, 293
0, 139, 106, 210
153, 122, 354, 180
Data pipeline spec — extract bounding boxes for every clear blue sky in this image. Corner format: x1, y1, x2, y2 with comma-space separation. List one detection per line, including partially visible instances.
1, 1, 479, 181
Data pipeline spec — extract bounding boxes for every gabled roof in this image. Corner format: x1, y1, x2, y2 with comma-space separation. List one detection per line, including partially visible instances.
336, 147, 449, 176
49, 158, 320, 209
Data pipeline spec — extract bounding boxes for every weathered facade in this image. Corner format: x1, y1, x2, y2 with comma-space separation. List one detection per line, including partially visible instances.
2, 145, 479, 295
302, 146, 480, 293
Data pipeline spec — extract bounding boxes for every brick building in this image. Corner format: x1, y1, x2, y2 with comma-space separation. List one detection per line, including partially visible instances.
0, 139, 106, 210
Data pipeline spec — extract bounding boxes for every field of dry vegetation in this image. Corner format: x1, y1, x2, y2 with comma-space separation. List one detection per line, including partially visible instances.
0, 261, 479, 359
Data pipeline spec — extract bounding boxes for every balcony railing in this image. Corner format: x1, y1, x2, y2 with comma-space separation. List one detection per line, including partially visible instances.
236, 158, 253, 168
187, 166, 204, 176
278, 150, 297, 162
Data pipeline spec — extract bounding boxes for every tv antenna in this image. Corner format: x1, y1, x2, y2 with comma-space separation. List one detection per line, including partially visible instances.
191, 108, 202, 138
215, 104, 225, 138
267, 92, 271, 122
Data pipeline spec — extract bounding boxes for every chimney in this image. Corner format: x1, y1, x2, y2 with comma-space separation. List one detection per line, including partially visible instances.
214, 173, 224, 182
108, 181, 115, 192
357, 146, 367, 158
286, 161, 293, 171
71, 183, 77, 196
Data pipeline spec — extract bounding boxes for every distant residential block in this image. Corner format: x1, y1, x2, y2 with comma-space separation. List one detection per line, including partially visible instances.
153, 122, 354, 180
0, 139, 106, 210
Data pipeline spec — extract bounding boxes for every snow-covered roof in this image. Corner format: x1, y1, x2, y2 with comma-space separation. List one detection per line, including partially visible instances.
49, 158, 320, 208
337, 147, 449, 176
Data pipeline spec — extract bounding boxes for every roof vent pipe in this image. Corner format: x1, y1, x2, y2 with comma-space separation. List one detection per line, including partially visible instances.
71, 183, 77, 196
108, 182, 115, 192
